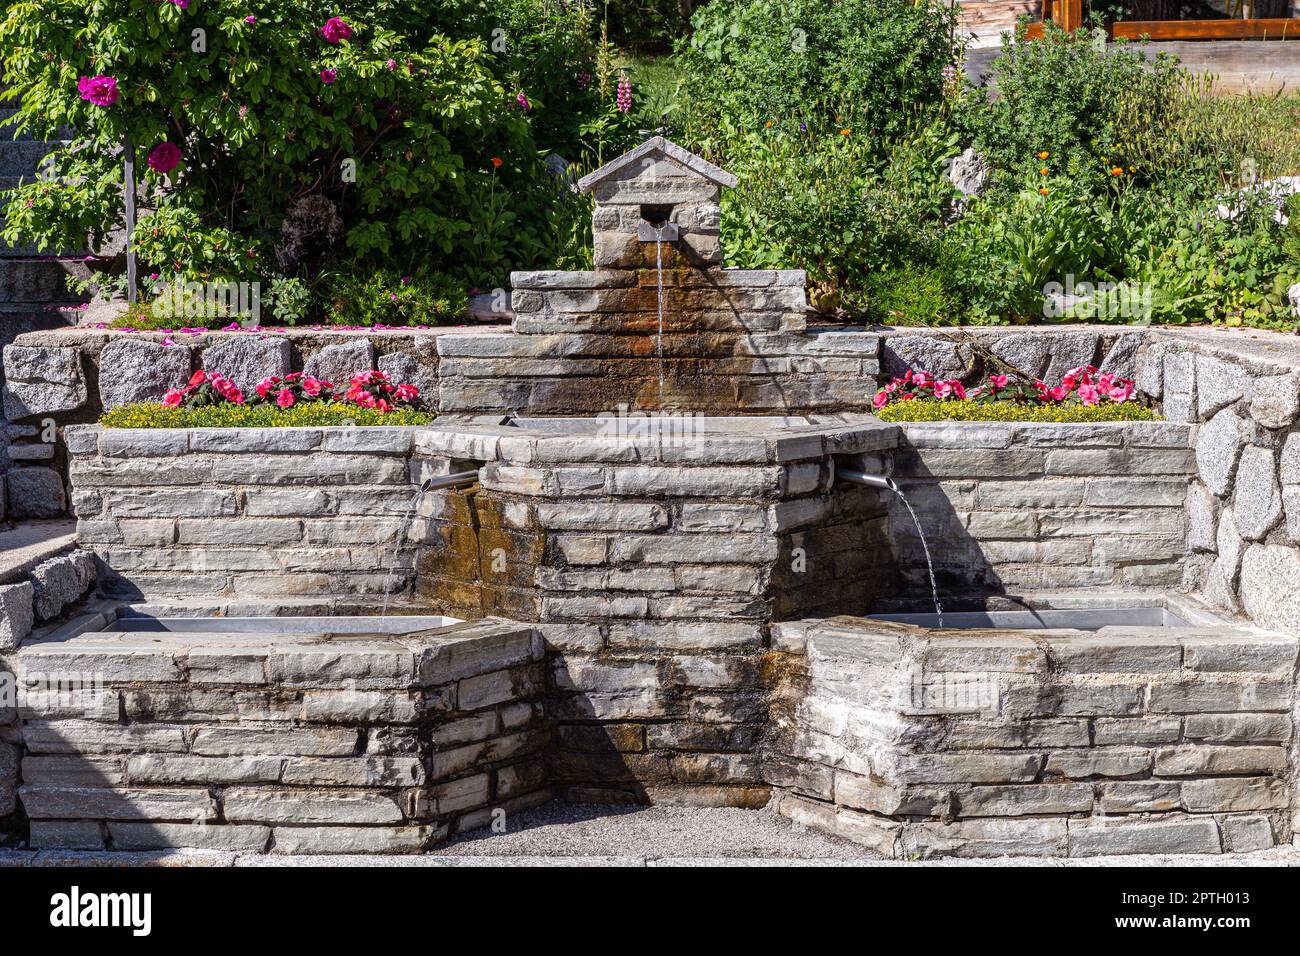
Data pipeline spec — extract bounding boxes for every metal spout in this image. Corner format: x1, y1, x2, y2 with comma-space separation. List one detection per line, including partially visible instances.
837, 468, 899, 494
637, 222, 679, 241
421, 470, 479, 492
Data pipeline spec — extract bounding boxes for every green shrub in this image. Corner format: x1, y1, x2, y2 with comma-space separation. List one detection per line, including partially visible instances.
325, 269, 468, 326
0, 1, 624, 296
877, 399, 1157, 423
100, 401, 434, 429
678, 0, 960, 161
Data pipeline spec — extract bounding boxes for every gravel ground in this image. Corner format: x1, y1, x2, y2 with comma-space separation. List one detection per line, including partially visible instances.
431, 802, 873, 860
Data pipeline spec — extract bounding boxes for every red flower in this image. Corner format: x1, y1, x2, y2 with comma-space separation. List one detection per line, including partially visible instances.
162, 388, 183, 408
188, 369, 207, 387
276, 387, 295, 408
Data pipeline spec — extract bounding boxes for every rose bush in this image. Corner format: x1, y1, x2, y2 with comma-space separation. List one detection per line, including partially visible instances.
0, 0, 631, 309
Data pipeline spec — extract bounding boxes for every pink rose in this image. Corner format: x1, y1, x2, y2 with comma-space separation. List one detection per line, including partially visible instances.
276, 387, 295, 408
77, 75, 119, 106
320, 68, 337, 85
321, 17, 353, 44
162, 388, 183, 407
147, 141, 182, 174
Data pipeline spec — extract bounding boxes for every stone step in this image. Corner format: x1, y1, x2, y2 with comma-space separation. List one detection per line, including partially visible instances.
0, 139, 69, 177
0, 257, 94, 303
0, 109, 73, 141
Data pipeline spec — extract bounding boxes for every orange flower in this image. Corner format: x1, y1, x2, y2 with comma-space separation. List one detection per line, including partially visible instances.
491, 156, 503, 168
1110, 166, 1124, 176
765, 120, 773, 128
1036, 150, 1050, 160
839, 128, 851, 136
1039, 187, 1049, 195
1039, 167, 1049, 175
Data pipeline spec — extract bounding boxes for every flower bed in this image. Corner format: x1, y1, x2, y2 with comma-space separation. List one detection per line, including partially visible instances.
99, 402, 434, 429
873, 364, 1153, 422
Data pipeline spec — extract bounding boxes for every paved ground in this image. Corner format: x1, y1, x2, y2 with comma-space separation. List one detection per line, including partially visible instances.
0, 518, 75, 583
1, 805, 1298, 866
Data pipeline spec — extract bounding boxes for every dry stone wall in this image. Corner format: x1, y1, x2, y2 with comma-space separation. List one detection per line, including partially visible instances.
767, 615, 1297, 858
886, 420, 1194, 604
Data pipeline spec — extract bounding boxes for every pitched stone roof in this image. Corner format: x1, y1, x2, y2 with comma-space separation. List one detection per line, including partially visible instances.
576, 136, 739, 194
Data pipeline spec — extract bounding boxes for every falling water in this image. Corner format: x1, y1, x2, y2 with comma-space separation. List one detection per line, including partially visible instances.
893, 488, 944, 627
381, 478, 433, 617
655, 231, 666, 405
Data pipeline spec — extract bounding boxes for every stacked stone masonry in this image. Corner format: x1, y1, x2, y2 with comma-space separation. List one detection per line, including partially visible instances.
766, 616, 1298, 858
13, 615, 548, 853
887, 420, 1194, 603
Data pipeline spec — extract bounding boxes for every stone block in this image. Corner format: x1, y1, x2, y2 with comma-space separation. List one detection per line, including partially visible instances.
1186, 482, 1218, 552
21, 720, 188, 754
30, 550, 96, 620
1069, 819, 1220, 856
126, 755, 283, 785
1161, 351, 1197, 423
1232, 445, 1282, 540
957, 784, 1093, 817
202, 336, 291, 394
98, 339, 193, 409
1220, 815, 1276, 852
1196, 408, 1247, 496
303, 339, 375, 386
269, 825, 439, 855
1046, 636, 1181, 673
28, 820, 105, 849
222, 787, 405, 825
1249, 372, 1300, 429
2, 345, 86, 419
19, 786, 216, 821
881, 336, 973, 379
0, 581, 34, 650
191, 726, 360, 756
1180, 776, 1288, 812
1098, 781, 1181, 813
280, 756, 425, 787
1148, 675, 1291, 713
1092, 717, 1181, 746
1154, 745, 1286, 776
7, 466, 67, 518
896, 753, 1041, 785
904, 817, 1068, 859
1195, 355, 1248, 418
1183, 713, 1291, 743
109, 822, 272, 852
1044, 748, 1152, 779
1182, 635, 1297, 674
1238, 544, 1300, 635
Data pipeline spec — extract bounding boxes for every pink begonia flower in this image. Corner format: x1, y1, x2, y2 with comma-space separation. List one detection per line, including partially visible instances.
989, 374, 1008, 389
245, 15, 256, 24
950, 381, 967, 401
933, 381, 953, 400
320, 68, 338, 85
276, 387, 295, 408
1078, 384, 1101, 406
1109, 381, 1135, 403
873, 391, 889, 410
386, 59, 397, 70
1047, 386, 1069, 402
302, 377, 324, 397
77, 75, 119, 106
162, 389, 183, 407
147, 141, 182, 174
321, 17, 353, 44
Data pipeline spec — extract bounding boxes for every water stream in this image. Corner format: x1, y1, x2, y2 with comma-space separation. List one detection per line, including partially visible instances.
654, 232, 666, 406
893, 487, 944, 628
381, 478, 433, 617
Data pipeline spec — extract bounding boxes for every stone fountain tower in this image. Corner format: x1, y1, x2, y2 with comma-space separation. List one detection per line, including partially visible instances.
436, 138, 879, 416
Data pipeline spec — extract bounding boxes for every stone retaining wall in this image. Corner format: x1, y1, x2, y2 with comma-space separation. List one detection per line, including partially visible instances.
14, 616, 548, 853
886, 420, 1194, 604
64, 424, 427, 607
1135, 332, 1300, 638
766, 615, 1298, 858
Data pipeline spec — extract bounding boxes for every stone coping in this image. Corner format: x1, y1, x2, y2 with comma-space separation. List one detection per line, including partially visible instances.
12, 324, 499, 351
69, 414, 902, 465
0, 520, 77, 585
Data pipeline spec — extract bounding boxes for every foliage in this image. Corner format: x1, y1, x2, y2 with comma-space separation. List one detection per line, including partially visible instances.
265, 276, 312, 325
101, 400, 434, 428
0, 0, 628, 302
324, 268, 467, 326
677, 0, 961, 161
877, 399, 1157, 423
604, 0, 697, 55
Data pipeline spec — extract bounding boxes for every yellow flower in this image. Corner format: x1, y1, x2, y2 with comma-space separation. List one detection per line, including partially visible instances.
839, 128, 851, 136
